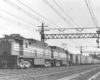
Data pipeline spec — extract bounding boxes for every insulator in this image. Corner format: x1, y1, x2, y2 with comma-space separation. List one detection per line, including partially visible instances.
96, 39, 99, 43
76, 28, 84, 32
96, 29, 100, 34
58, 28, 65, 32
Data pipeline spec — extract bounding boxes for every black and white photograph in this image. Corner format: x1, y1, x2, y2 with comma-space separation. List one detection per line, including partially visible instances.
0, 0, 100, 80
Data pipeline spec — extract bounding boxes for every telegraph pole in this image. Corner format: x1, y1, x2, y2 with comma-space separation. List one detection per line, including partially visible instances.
38, 23, 48, 43
96, 29, 100, 48
76, 46, 84, 64
62, 43, 69, 66
80, 46, 82, 64
62, 43, 67, 50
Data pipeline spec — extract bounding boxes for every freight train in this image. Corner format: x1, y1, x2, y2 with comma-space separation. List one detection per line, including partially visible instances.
0, 34, 99, 68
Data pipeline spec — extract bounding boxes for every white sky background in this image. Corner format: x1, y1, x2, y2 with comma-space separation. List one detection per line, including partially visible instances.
0, 0, 100, 54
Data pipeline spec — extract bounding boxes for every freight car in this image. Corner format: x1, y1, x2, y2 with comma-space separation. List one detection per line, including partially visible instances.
0, 34, 68, 68
70, 53, 77, 65
69, 54, 100, 65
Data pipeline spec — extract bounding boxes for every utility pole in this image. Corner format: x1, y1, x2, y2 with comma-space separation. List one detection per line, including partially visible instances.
38, 23, 48, 43
80, 46, 82, 64
76, 46, 84, 64
62, 43, 67, 50
96, 29, 100, 48
62, 43, 69, 66
76, 46, 98, 64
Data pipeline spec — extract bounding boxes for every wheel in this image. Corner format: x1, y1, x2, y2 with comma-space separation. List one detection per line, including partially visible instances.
44, 62, 48, 67
56, 62, 61, 66
18, 62, 25, 68
2, 60, 8, 68
24, 61, 31, 68
44, 61, 51, 67
48, 62, 51, 67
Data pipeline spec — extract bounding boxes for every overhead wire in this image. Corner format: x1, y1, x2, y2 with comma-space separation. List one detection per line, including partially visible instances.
15, 0, 98, 32
0, 9, 37, 27
3, 0, 83, 50
3, 0, 82, 48
85, 0, 99, 28
4, 0, 74, 48
3, 0, 72, 48
0, 26, 14, 33
3, 0, 47, 25
5, 0, 94, 47
55, 39, 79, 49
52, 0, 94, 46
84, 0, 99, 46
17, 0, 92, 48
6, 0, 97, 31
53, 0, 80, 28
16, 0, 82, 47
3, 0, 59, 28
17, 0, 61, 29
53, 0, 93, 46
0, 15, 36, 32
43, 0, 77, 28
88, 0, 99, 28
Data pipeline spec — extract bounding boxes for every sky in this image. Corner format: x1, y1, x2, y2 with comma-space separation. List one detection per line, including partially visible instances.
0, 0, 100, 55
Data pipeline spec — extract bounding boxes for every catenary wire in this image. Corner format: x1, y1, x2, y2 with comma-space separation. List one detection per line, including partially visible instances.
53, 0, 94, 46
16, 0, 83, 46
5, 2, 82, 47
3, 0, 87, 51
0, 15, 36, 32
46, 0, 94, 46
0, 26, 14, 33
18, 0, 94, 47
0, 9, 37, 27
17, 0, 61, 28
4, 0, 59, 28
6, 0, 93, 47
88, 0, 99, 28
17, 0, 83, 47
85, 0, 99, 28
53, 0, 80, 28
0, 15, 77, 50
16, 0, 98, 50
43, 0, 77, 28
3, 0, 47, 25
17, 0, 98, 31
5, 0, 76, 48
84, 0, 99, 46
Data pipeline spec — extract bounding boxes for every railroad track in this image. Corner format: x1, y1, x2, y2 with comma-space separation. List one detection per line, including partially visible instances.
0, 64, 99, 80
0, 65, 89, 75
58, 66, 100, 80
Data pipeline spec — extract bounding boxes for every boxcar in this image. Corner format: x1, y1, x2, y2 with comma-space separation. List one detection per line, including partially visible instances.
70, 54, 77, 65
76, 54, 81, 65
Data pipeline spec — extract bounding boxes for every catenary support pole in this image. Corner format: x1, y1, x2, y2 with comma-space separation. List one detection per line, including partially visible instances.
38, 23, 48, 43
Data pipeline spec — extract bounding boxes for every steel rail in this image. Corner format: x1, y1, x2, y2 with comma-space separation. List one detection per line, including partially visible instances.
0, 65, 99, 80
59, 66, 100, 80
